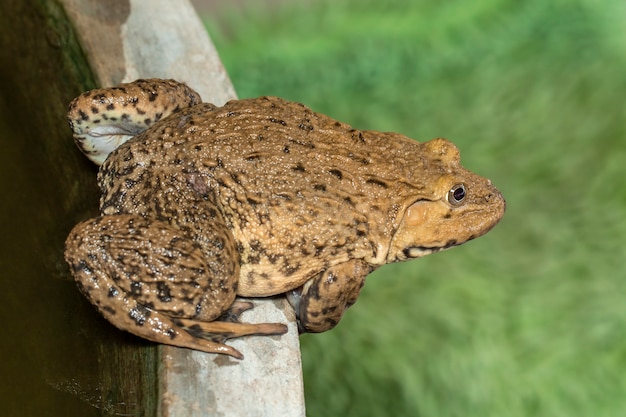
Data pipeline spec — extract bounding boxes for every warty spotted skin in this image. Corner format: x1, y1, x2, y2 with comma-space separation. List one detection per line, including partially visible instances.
65, 79, 505, 358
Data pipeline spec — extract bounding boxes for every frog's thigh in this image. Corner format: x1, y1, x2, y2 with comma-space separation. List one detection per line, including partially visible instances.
293, 259, 371, 333
65, 214, 285, 358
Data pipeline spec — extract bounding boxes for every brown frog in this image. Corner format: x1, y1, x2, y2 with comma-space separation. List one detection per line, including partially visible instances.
65, 79, 505, 359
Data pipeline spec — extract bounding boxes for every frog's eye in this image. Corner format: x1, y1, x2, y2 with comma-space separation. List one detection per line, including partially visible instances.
447, 184, 466, 206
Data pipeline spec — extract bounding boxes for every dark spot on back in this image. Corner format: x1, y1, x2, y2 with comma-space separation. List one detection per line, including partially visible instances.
288, 137, 315, 149
125, 179, 137, 188
275, 193, 291, 201
366, 178, 388, 188
329, 169, 343, 180
230, 171, 242, 185
157, 282, 172, 302
284, 263, 300, 276
349, 129, 366, 143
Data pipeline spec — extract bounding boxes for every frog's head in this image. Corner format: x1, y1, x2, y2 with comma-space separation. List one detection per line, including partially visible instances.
387, 138, 505, 262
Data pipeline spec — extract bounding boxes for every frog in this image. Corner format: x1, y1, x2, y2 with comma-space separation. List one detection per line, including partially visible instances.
65, 78, 505, 359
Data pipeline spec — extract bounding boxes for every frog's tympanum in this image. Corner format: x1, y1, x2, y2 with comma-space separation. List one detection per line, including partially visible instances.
65, 79, 505, 358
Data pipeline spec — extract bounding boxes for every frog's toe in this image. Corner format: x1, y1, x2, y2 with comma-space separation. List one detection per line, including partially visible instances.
181, 337, 245, 359
216, 299, 255, 322
172, 301, 288, 357
175, 317, 288, 345
156, 316, 248, 359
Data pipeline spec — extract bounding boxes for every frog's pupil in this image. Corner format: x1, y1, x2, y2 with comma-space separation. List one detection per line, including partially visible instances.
454, 186, 465, 201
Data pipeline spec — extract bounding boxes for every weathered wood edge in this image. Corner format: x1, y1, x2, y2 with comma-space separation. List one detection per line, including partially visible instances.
58, 1, 305, 415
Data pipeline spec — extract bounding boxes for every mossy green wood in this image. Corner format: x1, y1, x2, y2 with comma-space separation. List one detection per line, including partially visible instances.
0, 1, 157, 415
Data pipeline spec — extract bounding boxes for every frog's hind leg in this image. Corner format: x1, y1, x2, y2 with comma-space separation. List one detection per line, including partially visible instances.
65, 213, 286, 359
80, 278, 252, 358
80, 289, 285, 359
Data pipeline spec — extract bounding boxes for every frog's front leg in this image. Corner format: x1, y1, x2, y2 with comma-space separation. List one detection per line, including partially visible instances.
288, 260, 372, 333
65, 214, 287, 359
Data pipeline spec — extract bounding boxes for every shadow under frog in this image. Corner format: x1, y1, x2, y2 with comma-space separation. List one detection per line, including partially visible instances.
64, 79, 505, 359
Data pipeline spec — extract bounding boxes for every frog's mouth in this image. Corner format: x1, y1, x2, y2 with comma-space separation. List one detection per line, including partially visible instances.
400, 238, 467, 259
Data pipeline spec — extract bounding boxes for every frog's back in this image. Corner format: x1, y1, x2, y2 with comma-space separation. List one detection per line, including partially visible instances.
164, 96, 433, 205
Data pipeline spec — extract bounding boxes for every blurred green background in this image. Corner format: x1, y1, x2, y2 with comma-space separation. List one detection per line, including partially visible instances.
200, 0, 626, 415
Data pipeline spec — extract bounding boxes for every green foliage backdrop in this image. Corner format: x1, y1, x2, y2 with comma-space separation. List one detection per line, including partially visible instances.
204, 0, 626, 415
